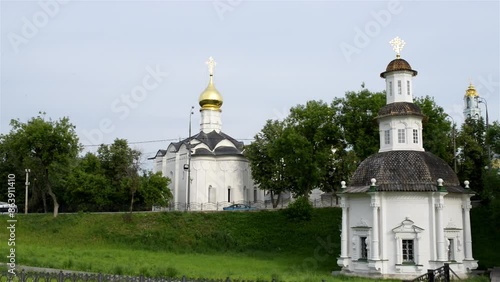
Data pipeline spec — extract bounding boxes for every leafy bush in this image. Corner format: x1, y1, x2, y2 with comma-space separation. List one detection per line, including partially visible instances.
284, 196, 313, 221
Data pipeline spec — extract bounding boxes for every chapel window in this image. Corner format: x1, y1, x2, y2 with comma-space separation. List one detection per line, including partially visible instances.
402, 240, 414, 263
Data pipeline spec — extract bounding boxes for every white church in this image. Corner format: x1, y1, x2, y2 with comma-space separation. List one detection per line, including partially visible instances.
336, 37, 478, 279
150, 57, 265, 210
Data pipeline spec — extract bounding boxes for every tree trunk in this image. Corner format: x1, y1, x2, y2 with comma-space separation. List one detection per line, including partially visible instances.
42, 195, 47, 213
45, 169, 59, 217
271, 192, 282, 208
46, 183, 59, 217
129, 191, 135, 213
41, 188, 48, 213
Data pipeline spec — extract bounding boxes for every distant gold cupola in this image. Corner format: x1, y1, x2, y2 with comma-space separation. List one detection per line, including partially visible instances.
198, 57, 223, 111
465, 82, 479, 97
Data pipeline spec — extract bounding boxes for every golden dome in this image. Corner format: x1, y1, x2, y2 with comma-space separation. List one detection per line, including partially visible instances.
198, 74, 223, 110
465, 83, 479, 97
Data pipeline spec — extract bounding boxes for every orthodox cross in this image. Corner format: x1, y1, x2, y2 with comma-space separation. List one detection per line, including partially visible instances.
389, 36, 405, 58
206, 56, 216, 75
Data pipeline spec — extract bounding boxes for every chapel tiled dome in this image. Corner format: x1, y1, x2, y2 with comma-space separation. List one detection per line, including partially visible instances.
380, 58, 418, 78
346, 151, 466, 193
377, 102, 424, 119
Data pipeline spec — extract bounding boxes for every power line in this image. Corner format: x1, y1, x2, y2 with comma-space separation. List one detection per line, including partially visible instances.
81, 137, 255, 147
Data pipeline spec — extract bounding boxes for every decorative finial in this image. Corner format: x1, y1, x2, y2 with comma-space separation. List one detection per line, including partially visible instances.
389, 36, 405, 59
368, 178, 377, 192
464, 180, 470, 189
437, 178, 444, 186
341, 181, 346, 189
206, 56, 216, 76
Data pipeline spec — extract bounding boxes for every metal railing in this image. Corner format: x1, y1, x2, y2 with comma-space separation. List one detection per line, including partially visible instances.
0, 270, 274, 282
411, 263, 461, 282
152, 197, 339, 212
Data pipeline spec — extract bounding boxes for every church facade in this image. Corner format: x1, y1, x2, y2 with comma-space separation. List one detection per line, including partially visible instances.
337, 38, 478, 279
151, 57, 264, 210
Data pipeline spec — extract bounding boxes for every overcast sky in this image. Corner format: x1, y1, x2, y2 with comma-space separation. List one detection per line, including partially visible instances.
1, 0, 499, 163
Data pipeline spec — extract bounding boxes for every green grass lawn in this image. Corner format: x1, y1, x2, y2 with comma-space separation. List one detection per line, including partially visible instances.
0, 207, 496, 281
1, 209, 345, 281
14, 245, 346, 281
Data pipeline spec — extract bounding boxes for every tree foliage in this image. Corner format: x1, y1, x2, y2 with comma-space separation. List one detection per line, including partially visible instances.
486, 121, 500, 156
0, 114, 172, 213
246, 89, 457, 202
64, 139, 172, 212
282, 100, 341, 196
64, 152, 113, 212
331, 89, 386, 161
456, 118, 487, 195
245, 120, 287, 207
246, 101, 342, 204
414, 96, 454, 164
140, 171, 173, 207
0, 113, 80, 217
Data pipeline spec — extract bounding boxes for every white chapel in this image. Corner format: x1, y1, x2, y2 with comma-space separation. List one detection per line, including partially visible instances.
151, 57, 264, 210
336, 37, 478, 279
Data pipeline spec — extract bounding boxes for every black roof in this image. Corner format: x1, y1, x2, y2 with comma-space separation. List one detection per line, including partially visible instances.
345, 151, 468, 193
377, 102, 424, 119
148, 149, 167, 160
150, 130, 244, 159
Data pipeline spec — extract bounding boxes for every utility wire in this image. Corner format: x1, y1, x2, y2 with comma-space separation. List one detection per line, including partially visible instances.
82, 137, 255, 147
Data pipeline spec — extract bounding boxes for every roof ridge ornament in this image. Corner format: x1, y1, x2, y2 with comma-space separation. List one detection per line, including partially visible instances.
206, 56, 216, 76
389, 36, 405, 59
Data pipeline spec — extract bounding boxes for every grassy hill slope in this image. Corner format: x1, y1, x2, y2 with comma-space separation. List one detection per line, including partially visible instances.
14, 208, 341, 254
1, 208, 343, 280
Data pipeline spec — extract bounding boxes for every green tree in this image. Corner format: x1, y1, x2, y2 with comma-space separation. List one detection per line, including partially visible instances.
64, 152, 113, 212
457, 117, 487, 196
245, 120, 288, 208
282, 100, 341, 196
486, 121, 500, 156
414, 96, 454, 165
247, 101, 342, 201
331, 89, 386, 161
140, 171, 173, 208
247, 89, 456, 203
0, 113, 80, 217
97, 139, 141, 212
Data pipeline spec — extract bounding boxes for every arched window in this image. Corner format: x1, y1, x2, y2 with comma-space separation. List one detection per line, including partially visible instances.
208, 185, 216, 203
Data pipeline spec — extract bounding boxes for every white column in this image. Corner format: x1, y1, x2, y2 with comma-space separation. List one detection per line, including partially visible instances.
370, 195, 380, 260
395, 237, 401, 264
436, 201, 446, 261
462, 197, 474, 260
340, 197, 349, 258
